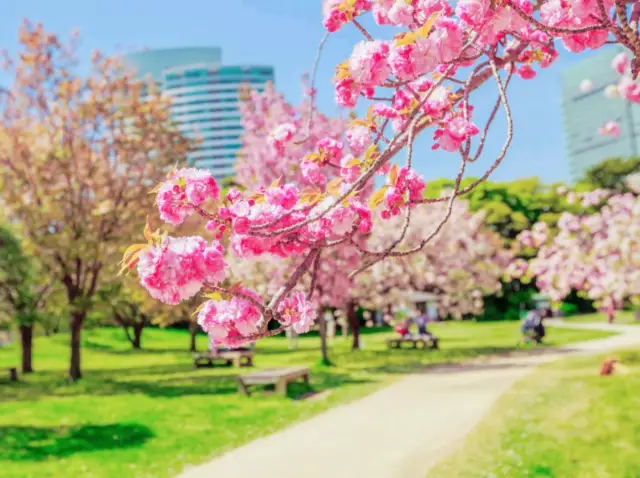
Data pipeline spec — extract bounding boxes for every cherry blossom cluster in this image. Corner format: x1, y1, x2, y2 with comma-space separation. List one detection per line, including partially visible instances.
510, 194, 640, 313
356, 200, 511, 319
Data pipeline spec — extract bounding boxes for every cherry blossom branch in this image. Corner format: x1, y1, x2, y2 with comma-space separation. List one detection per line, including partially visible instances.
295, 31, 330, 146
352, 19, 374, 41
260, 248, 320, 329
415, 56, 514, 204
508, 3, 609, 34
204, 283, 266, 313
307, 250, 321, 299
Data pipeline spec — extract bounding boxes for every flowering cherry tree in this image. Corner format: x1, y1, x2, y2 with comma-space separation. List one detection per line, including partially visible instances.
510, 192, 640, 322
123, 0, 640, 347
357, 200, 510, 319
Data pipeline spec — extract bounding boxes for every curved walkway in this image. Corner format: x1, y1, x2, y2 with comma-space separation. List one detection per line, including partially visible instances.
177, 321, 640, 478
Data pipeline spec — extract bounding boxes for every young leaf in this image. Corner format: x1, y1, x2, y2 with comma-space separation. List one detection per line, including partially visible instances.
368, 185, 389, 210
395, 32, 417, 47
148, 183, 162, 195
326, 177, 343, 197
416, 11, 441, 39
204, 291, 223, 301
270, 176, 283, 188
345, 157, 362, 167
389, 164, 399, 186
143, 216, 152, 242
334, 60, 351, 80
118, 245, 147, 276
191, 302, 206, 317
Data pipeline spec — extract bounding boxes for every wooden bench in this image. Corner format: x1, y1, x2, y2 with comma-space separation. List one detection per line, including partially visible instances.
237, 367, 310, 396
386, 336, 439, 350
193, 349, 254, 369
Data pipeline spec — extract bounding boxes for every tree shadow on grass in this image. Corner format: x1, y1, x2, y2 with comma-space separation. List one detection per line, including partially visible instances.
0, 423, 153, 461
1, 365, 373, 402
82, 339, 195, 355
0, 371, 240, 402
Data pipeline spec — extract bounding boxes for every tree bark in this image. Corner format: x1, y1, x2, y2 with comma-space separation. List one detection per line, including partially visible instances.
347, 301, 360, 350
132, 324, 143, 349
68, 311, 85, 381
189, 321, 198, 352
318, 308, 331, 365
19, 324, 34, 373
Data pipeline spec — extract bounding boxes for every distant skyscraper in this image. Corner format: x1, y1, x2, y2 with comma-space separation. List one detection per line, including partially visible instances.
561, 47, 640, 182
125, 47, 274, 178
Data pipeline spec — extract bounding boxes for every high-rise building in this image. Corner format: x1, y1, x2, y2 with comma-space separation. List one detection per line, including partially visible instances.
125, 47, 274, 178
561, 48, 640, 182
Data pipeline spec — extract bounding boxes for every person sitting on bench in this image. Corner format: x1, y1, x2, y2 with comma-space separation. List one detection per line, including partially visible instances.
394, 318, 413, 338
413, 302, 434, 339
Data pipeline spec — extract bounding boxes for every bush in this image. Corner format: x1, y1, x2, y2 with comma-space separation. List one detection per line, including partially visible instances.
559, 302, 579, 317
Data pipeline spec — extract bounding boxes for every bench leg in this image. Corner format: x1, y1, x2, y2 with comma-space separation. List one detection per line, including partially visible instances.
237, 378, 250, 396
233, 357, 241, 367
303, 373, 310, 386
246, 356, 253, 367
412, 341, 418, 349
9, 368, 17, 382
276, 378, 288, 396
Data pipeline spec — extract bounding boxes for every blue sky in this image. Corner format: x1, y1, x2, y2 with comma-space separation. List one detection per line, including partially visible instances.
0, 0, 602, 184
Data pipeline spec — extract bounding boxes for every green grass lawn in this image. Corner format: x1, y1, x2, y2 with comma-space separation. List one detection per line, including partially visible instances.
429, 347, 640, 478
0, 321, 612, 478
563, 310, 639, 325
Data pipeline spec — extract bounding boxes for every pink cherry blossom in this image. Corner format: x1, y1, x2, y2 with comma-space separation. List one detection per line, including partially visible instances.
349, 40, 391, 87
346, 125, 373, 155
137, 236, 226, 305
433, 116, 480, 152
301, 161, 327, 186
277, 291, 318, 333
612, 52, 629, 75
197, 288, 263, 347
156, 169, 219, 226
598, 120, 620, 137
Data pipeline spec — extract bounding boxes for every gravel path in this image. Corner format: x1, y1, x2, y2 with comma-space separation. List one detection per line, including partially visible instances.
177, 321, 640, 478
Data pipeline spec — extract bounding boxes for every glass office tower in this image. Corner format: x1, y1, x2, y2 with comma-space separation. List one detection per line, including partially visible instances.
561, 47, 640, 181
125, 47, 274, 178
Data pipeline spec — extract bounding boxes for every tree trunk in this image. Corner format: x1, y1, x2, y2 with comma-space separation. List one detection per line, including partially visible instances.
19, 324, 34, 373
607, 309, 615, 324
132, 324, 143, 349
68, 312, 85, 382
347, 301, 360, 350
318, 308, 331, 365
189, 321, 198, 352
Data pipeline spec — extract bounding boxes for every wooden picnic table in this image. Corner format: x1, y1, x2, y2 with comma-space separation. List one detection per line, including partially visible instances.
237, 367, 310, 396
193, 349, 254, 368
386, 336, 439, 350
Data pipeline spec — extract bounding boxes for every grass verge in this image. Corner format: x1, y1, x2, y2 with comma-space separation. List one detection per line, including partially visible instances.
0, 320, 612, 478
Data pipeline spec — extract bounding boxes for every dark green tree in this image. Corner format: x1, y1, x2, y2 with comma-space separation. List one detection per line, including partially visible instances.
0, 226, 51, 372
578, 157, 640, 193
